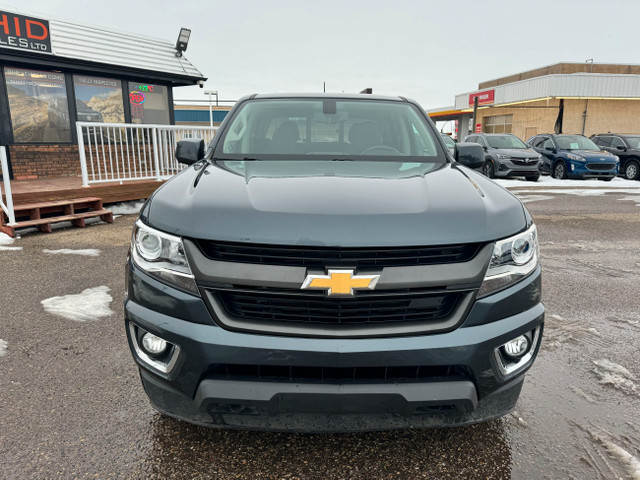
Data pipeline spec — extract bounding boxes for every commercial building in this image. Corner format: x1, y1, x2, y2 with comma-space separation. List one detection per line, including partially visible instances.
0, 8, 205, 179
428, 63, 640, 142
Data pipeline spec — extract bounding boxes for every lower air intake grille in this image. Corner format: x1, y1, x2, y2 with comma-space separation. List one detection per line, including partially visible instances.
206, 363, 472, 384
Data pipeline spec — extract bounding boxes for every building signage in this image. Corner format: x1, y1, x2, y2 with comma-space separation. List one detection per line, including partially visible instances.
0, 11, 52, 54
469, 89, 495, 106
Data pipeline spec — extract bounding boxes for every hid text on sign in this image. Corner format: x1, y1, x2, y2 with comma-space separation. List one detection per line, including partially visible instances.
0, 11, 51, 53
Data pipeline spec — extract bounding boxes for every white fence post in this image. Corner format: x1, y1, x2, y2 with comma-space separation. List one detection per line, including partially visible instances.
0, 146, 16, 226
152, 128, 162, 181
76, 123, 90, 187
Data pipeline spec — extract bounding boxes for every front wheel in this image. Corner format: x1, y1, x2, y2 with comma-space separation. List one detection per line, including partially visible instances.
525, 173, 540, 182
624, 161, 639, 180
553, 161, 567, 179
482, 160, 495, 178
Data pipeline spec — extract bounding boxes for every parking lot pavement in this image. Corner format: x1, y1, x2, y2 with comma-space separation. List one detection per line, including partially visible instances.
1, 191, 639, 479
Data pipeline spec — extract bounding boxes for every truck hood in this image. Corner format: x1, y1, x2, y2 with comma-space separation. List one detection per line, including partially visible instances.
143, 161, 528, 247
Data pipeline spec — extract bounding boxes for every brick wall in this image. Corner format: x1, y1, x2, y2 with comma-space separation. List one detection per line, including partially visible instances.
9, 144, 82, 180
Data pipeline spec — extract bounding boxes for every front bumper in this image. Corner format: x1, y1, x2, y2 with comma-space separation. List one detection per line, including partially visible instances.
494, 159, 540, 178
566, 160, 618, 178
124, 261, 544, 432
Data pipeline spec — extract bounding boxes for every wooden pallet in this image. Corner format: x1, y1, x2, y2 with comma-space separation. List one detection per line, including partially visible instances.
1, 197, 113, 237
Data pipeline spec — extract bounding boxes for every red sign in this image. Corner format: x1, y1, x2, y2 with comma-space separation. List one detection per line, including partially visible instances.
469, 89, 495, 106
475, 123, 482, 133
129, 91, 146, 105
0, 11, 51, 54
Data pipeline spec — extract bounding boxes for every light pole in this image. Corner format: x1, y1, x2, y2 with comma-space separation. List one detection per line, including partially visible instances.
204, 90, 218, 128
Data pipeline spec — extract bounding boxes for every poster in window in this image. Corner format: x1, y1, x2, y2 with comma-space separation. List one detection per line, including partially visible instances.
73, 75, 124, 123
128, 82, 169, 124
4, 67, 71, 143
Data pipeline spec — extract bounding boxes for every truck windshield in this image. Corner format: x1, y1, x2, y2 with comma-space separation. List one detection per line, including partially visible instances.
216, 98, 445, 162
486, 135, 527, 149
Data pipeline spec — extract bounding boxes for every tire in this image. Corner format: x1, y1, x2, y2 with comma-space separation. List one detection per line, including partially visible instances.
482, 160, 495, 178
553, 161, 567, 179
624, 160, 639, 180
525, 173, 540, 182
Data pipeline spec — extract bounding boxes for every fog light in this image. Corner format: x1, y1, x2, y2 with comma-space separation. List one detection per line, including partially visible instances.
141, 332, 168, 356
503, 335, 529, 359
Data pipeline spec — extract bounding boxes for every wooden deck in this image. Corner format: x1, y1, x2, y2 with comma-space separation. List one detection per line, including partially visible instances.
3, 176, 165, 206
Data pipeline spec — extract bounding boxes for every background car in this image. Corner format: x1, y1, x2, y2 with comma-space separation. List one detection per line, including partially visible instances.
527, 134, 619, 181
464, 133, 541, 181
440, 132, 456, 155
591, 134, 640, 180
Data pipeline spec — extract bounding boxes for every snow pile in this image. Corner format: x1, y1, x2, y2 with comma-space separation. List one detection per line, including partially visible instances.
108, 200, 145, 215
41, 286, 113, 322
593, 359, 637, 394
0, 233, 13, 245
0, 339, 7, 357
0, 232, 22, 251
43, 249, 101, 257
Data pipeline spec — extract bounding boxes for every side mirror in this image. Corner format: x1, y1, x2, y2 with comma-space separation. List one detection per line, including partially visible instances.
454, 142, 484, 169
545, 146, 555, 152
176, 138, 205, 165
617, 145, 627, 151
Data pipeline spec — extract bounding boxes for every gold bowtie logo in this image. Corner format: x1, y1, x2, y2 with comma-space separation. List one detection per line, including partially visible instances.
301, 269, 380, 296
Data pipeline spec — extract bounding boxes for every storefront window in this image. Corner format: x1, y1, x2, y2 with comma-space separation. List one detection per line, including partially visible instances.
73, 75, 124, 123
482, 114, 513, 134
4, 67, 71, 143
128, 82, 169, 124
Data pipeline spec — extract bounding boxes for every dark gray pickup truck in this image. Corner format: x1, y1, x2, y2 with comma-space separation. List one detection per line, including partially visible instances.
125, 93, 544, 432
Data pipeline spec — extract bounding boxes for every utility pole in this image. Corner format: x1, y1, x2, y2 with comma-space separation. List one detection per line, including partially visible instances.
204, 90, 218, 128
582, 59, 593, 135
471, 96, 479, 134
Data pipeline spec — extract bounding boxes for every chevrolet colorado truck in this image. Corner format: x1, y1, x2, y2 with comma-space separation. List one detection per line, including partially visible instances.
125, 93, 544, 432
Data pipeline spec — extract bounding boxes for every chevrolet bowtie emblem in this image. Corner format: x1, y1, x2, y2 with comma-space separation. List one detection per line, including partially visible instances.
301, 269, 380, 296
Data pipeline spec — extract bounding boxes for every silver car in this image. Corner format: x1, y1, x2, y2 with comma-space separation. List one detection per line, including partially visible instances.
465, 133, 541, 181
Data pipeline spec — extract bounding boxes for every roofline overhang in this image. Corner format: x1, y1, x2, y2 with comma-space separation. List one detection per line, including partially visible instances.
0, 48, 206, 86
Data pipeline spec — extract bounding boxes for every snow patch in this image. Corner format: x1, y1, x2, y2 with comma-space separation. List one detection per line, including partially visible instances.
514, 194, 555, 204
570, 386, 596, 403
108, 200, 144, 215
0, 246, 22, 251
43, 248, 101, 257
0, 232, 15, 245
585, 428, 640, 480
496, 176, 640, 189
593, 359, 637, 395
0, 339, 7, 356
618, 195, 640, 206
41, 286, 113, 322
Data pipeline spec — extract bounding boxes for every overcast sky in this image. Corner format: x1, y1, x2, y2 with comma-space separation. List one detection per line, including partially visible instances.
3, 0, 637, 109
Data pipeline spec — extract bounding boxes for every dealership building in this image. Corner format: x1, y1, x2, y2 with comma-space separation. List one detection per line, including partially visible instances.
428, 63, 640, 142
0, 8, 205, 179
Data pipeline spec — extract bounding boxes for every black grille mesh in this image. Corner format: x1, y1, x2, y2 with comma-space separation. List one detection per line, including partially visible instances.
214, 289, 460, 325
195, 240, 482, 268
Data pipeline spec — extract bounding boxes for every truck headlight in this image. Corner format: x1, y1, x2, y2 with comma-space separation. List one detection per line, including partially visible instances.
478, 224, 538, 298
567, 153, 585, 162
131, 220, 199, 295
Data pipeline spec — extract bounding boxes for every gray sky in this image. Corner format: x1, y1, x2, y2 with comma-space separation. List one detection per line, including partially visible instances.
3, 0, 637, 108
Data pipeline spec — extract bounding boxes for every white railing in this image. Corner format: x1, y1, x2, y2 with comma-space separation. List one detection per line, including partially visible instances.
0, 146, 16, 227
76, 122, 217, 186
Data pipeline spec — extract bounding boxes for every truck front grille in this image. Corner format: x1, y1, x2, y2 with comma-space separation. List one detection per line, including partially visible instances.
195, 240, 482, 268
213, 288, 460, 325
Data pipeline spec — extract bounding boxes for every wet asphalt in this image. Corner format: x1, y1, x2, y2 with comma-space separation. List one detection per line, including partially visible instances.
1, 189, 639, 479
